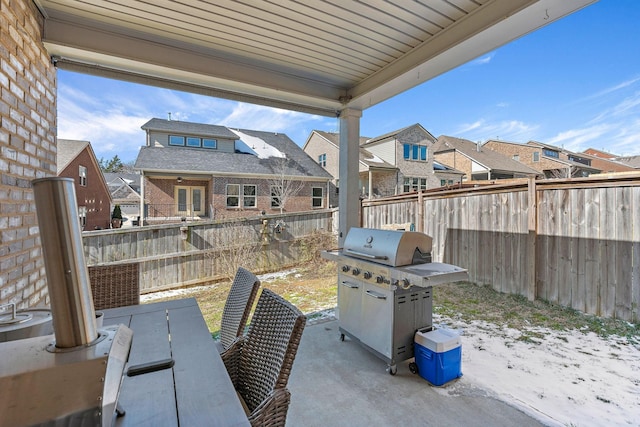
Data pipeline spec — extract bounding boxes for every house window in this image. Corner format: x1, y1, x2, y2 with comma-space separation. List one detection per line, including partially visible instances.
79, 165, 87, 186
403, 177, 427, 192
169, 135, 185, 146
270, 185, 281, 208
533, 152, 540, 162
543, 148, 559, 158
312, 187, 324, 208
175, 186, 205, 216
403, 144, 427, 161
78, 206, 87, 228
440, 179, 446, 186
226, 184, 240, 207
202, 138, 217, 149
186, 137, 201, 147
226, 184, 256, 208
513, 155, 520, 161
243, 185, 257, 208
318, 153, 326, 167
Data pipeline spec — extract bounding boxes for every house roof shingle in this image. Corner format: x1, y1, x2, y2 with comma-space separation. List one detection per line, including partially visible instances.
136, 123, 332, 180
57, 139, 90, 174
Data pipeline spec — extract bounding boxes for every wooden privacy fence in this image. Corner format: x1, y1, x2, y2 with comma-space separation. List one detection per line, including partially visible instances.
362, 175, 640, 322
82, 210, 335, 294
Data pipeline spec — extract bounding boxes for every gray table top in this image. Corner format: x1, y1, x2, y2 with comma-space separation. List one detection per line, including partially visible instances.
104, 298, 250, 427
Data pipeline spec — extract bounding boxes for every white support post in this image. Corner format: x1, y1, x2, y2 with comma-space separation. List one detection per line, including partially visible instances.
338, 108, 362, 247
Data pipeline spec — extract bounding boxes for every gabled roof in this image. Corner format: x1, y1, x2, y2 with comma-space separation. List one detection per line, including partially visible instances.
362, 123, 435, 147
434, 135, 539, 176
614, 155, 640, 169
57, 139, 90, 173
309, 130, 396, 170
135, 126, 332, 180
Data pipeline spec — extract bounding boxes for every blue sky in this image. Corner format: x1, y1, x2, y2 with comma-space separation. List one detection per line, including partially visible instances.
57, 0, 640, 164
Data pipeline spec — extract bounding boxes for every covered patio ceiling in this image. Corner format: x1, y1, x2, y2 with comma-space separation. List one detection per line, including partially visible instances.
35, 0, 596, 117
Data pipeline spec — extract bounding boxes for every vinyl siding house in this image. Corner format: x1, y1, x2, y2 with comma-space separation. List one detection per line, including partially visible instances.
434, 136, 541, 181
303, 130, 397, 202
135, 119, 333, 222
57, 139, 112, 230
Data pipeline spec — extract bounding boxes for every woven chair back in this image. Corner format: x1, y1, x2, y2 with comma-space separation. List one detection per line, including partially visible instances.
219, 267, 261, 349
237, 289, 306, 412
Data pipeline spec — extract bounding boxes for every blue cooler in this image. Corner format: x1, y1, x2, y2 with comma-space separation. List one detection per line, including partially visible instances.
414, 328, 462, 386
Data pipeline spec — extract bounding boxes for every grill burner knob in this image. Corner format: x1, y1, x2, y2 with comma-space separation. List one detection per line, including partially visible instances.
341, 265, 350, 272
363, 271, 372, 280
400, 278, 411, 289
376, 275, 385, 284
352, 268, 361, 276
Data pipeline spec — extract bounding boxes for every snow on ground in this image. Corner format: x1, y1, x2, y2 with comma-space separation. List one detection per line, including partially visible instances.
433, 314, 640, 427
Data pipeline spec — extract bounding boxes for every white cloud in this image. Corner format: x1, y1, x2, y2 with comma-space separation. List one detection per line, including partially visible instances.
473, 51, 496, 65
455, 119, 539, 142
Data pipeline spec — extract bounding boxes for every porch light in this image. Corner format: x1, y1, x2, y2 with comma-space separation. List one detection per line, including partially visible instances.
177, 176, 182, 183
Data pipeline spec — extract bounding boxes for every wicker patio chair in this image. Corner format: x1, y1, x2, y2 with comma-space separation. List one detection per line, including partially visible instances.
215, 267, 261, 355
222, 288, 306, 427
88, 263, 140, 310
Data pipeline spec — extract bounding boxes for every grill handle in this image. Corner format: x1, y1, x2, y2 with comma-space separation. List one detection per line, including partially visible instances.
345, 249, 389, 260
340, 281, 360, 289
365, 290, 387, 300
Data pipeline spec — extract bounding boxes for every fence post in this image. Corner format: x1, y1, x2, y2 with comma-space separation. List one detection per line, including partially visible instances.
417, 191, 424, 233
526, 177, 537, 301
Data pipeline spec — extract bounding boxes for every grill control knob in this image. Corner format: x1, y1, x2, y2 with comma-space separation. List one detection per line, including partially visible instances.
376, 275, 385, 284
400, 278, 411, 289
341, 265, 350, 272
352, 268, 361, 276
363, 271, 372, 280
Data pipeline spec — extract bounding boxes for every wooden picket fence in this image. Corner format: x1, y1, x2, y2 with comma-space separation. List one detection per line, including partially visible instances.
362, 174, 640, 322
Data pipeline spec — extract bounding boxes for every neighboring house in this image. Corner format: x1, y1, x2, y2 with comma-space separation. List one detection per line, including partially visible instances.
612, 155, 640, 170
583, 148, 617, 159
103, 172, 142, 226
57, 139, 112, 230
304, 124, 464, 199
434, 136, 540, 181
361, 124, 451, 193
303, 130, 396, 202
135, 118, 333, 222
484, 139, 601, 178
525, 141, 601, 178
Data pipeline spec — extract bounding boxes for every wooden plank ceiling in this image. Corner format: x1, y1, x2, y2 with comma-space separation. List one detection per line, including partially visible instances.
35, 0, 596, 116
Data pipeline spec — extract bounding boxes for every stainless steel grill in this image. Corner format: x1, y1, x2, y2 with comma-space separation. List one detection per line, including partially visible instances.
322, 227, 467, 374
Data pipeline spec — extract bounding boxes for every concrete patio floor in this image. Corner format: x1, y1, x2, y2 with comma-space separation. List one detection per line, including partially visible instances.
287, 317, 545, 427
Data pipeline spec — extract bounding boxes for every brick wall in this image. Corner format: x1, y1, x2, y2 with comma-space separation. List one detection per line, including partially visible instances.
434, 151, 472, 181
1, 0, 57, 307
58, 148, 112, 230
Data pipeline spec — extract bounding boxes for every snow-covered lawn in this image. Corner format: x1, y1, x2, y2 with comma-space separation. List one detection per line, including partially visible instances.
435, 314, 639, 427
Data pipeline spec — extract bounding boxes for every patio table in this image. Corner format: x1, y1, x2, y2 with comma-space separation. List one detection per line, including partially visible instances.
103, 298, 250, 427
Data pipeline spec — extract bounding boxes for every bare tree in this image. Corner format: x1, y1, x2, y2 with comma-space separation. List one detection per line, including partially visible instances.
212, 217, 259, 280
268, 155, 305, 214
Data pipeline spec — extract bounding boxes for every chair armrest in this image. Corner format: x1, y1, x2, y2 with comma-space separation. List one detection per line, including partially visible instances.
247, 387, 291, 427
221, 336, 245, 387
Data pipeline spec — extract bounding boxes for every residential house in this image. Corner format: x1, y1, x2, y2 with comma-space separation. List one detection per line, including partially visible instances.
103, 172, 142, 226
57, 139, 112, 230
484, 139, 602, 178
304, 125, 464, 199
434, 136, 540, 181
583, 148, 617, 159
135, 118, 333, 222
613, 155, 640, 169
303, 130, 396, 202
525, 141, 601, 178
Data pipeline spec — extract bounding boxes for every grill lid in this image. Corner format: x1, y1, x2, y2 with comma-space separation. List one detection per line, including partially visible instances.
343, 227, 433, 267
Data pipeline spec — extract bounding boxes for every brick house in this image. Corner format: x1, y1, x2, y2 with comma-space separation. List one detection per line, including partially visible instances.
434, 136, 540, 181
135, 118, 332, 222
583, 148, 640, 172
484, 139, 601, 178
305, 125, 464, 199
57, 139, 112, 230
